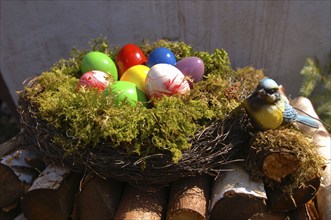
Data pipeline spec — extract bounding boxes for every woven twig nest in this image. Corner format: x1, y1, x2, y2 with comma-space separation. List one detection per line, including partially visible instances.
17, 38, 263, 188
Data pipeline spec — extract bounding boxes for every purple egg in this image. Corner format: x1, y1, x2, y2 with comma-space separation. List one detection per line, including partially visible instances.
175, 57, 205, 88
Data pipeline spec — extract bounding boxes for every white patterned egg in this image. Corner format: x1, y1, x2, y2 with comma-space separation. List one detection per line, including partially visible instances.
146, 63, 190, 99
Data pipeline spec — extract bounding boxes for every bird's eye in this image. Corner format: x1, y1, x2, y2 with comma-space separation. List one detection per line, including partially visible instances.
266, 88, 277, 94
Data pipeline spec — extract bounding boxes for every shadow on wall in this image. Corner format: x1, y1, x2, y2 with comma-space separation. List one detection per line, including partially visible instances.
0, 72, 20, 143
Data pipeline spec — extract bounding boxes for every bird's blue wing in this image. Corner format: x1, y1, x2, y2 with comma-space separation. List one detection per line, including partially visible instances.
283, 101, 319, 128
282, 101, 298, 124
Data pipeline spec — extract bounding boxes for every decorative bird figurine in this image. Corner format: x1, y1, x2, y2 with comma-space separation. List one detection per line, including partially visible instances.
243, 78, 319, 130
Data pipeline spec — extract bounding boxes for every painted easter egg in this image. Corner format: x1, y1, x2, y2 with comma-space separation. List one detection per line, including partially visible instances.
147, 47, 176, 67
111, 81, 148, 106
175, 57, 205, 88
146, 63, 190, 99
116, 44, 147, 78
120, 65, 149, 93
77, 70, 110, 92
81, 51, 118, 81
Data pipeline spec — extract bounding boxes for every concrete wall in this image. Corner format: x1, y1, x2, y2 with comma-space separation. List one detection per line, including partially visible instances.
1, 1, 330, 103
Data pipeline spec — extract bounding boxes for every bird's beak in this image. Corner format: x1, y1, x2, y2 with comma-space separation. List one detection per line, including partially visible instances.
274, 92, 281, 101
257, 89, 280, 103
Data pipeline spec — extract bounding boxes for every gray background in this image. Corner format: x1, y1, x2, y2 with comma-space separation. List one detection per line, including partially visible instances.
1, 1, 330, 103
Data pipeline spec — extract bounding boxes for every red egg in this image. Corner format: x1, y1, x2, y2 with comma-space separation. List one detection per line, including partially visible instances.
77, 70, 111, 92
116, 44, 147, 78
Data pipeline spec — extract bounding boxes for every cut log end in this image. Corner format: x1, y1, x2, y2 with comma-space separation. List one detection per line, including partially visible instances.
72, 174, 124, 220
167, 209, 205, 220
262, 152, 299, 182
22, 167, 82, 220
0, 165, 25, 208
166, 175, 210, 220
210, 192, 266, 220
114, 185, 168, 220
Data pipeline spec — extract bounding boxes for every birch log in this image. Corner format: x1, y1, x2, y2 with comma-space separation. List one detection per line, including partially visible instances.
166, 175, 211, 220
114, 184, 168, 220
209, 164, 267, 220
72, 173, 124, 220
291, 97, 331, 220
0, 149, 43, 208
22, 166, 82, 220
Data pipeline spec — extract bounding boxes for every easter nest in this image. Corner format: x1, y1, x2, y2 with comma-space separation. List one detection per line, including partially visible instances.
18, 37, 266, 188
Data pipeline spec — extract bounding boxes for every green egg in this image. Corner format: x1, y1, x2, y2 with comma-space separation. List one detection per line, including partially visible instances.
81, 51, 118, 81
109, 81, 148, 106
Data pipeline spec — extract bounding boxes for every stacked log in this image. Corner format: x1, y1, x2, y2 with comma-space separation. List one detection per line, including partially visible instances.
0, 150, 42, 208
265, 177, 321, 211
209, 164, 267, 220
72, 173, 124, 220
114, 184, 168, 220
21, 166, 82, 220
166, 175, 211, 220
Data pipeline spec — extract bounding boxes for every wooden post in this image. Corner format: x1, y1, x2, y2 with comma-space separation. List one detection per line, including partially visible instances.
72, 173, 124, 220
114, 184, 168, 220
0, 149, 43, 208
22, 166, 82, 220
291, 97, 331, 220
209, 164, 267, 220
166, 175, 211, 220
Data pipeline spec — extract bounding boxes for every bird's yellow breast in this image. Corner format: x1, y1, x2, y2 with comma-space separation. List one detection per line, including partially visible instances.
244, 100, 285, 130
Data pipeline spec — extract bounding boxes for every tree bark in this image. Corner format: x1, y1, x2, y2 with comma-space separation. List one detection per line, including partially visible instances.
209, 164, 267, 220
22, 166, 82, 220
72, 173, 124, 220
114, 184, 168, 220
166, 175, 211, 220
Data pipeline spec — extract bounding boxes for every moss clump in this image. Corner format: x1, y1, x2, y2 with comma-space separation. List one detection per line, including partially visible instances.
246, 127, 325, 193
139, 39, 233, 78
21, 37, 263, 163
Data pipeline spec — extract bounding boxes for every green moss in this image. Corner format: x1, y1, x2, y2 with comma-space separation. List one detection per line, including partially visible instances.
22, 38, 263, 162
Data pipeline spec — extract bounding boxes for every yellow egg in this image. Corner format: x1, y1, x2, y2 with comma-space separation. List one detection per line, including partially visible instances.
120, 65, 150, 93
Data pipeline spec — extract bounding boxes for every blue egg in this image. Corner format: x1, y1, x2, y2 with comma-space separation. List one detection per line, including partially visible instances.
147, 47, 176, 67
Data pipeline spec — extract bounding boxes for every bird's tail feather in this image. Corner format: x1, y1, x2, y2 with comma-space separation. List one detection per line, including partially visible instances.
296, 115, 319, 128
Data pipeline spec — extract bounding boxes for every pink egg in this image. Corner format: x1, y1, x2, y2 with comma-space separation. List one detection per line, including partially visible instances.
77, 70, 111, 92
175, 57, 205, 88
146, 64, 190, 99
